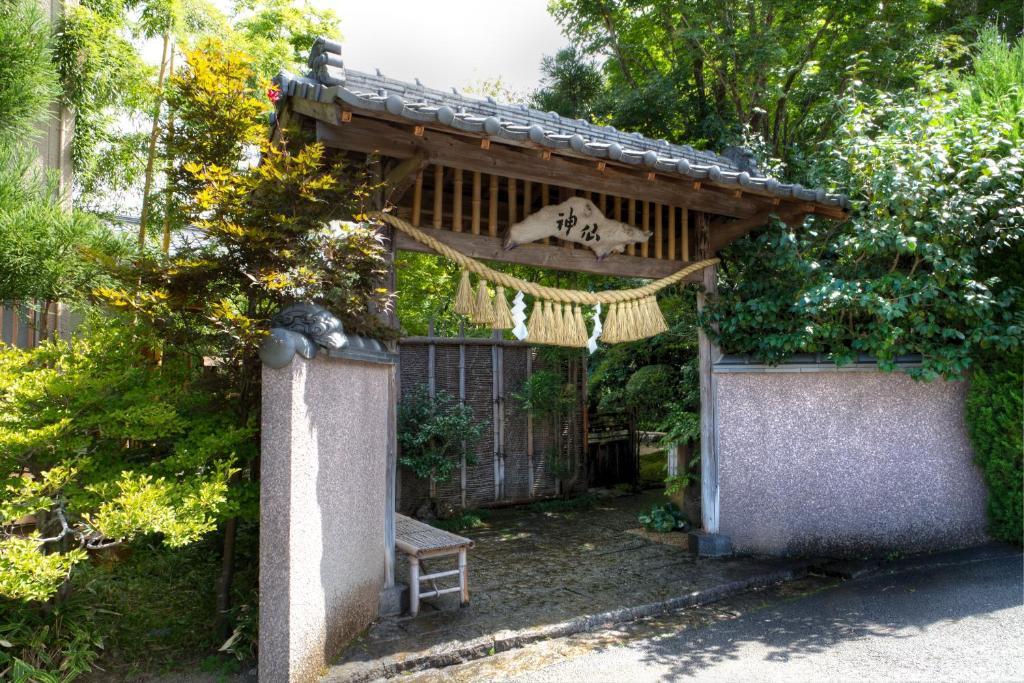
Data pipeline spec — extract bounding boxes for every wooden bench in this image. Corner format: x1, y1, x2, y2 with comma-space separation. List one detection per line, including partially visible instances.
395, 514, 474, 617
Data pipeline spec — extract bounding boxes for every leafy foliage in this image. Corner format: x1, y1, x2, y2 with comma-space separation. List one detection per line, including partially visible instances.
637, 502, 689, 533
543, 0, 985, 163
965, 353, 1023, 545
0, 317, 240, 602
704, 34, 1024, 380
0, 0, 59, 148
53, 0, 153, 202
0, 150, 130, 305
398, 385, 483, 485
658, 404, 700, 447
229, 0, 340, 79
515, 369, 578, 421
589, 290, 699, 428
533, 46, 603, 120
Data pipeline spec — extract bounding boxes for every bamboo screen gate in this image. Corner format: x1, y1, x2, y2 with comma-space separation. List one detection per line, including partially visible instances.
397, 333, 586, 512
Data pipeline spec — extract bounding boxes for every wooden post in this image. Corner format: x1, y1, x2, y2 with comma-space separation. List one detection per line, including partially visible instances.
654, 204, 663, 259
627, 198, 637, 255
682, 209, 690, 261
695, 213, 720, 533
491, 335, 501, 501
452, 168, 463, 232
523, 179, 532, 220
458, 548, 469, 605
428, 320, 437, 501
409, 557, 420, 617
541, 184, 551, 244
471, 171, 481, 235
668, 206, 676, 260
642, 201, 650, 258
526, 350, 535, 496
432, 165, 443, 228
507, 177, 517, 227
488, 173, 499, 237
459, 322, 467, 508
411, 170, 423, 226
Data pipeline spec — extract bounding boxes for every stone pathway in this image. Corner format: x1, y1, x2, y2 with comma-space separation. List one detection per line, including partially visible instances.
327, 491, 804, 681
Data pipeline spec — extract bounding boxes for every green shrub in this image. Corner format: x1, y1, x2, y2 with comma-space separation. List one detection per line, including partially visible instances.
432, 511, 488, 533
966, 355, 1023, 545
623, 364, 678, 428
398, 385, 483, 485
637, 503, 689, 533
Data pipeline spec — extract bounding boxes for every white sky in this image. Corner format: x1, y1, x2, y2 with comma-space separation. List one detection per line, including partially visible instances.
326, 0, 568, 95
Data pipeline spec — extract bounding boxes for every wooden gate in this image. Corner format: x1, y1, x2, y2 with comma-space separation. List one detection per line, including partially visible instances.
397, 331, 586, 511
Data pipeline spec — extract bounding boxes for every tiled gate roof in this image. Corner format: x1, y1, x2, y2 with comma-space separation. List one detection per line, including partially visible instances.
276, 37, 849, 211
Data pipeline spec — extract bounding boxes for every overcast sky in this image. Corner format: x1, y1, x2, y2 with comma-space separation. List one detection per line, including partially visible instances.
326, 0, 568, 95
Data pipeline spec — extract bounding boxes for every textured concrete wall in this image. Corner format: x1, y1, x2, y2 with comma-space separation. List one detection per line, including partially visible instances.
260, 355, 390, 682
716, 371, 988, 556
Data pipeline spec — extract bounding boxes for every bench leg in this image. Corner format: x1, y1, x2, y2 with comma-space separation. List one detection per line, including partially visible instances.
458, 548, 469, 606
409, 557, 420, 617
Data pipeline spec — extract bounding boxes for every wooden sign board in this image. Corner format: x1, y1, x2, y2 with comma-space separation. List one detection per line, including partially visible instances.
504, 197, 650, 260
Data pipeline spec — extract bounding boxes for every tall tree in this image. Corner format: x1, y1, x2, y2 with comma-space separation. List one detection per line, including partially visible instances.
543, 0, 998, 167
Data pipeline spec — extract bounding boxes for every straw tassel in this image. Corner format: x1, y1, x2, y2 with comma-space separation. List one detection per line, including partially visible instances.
491, 286, 514, 330
527, 300, 547, 344
542, 301, 558, 345
553, 303, 570, 346
645, 296, 668, 336
471, 279, 494, 324
601, 302, 621, 343
454, 270, 474, 316
572, 305, 588, 347
621, 300, 640, 342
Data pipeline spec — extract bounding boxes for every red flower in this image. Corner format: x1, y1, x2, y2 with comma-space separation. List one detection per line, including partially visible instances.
267, 85, 281, 103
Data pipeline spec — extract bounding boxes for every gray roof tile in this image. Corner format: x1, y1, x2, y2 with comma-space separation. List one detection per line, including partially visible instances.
278, 38, 850, 211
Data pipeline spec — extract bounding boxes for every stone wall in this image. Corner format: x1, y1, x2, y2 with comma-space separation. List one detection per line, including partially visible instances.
715, 369, 988, 556
260, 353, 392, 682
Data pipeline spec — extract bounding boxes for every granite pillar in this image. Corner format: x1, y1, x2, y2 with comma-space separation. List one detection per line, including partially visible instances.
259, 348, 394, 682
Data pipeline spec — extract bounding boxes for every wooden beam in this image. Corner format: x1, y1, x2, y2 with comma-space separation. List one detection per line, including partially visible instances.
394, 229, 704, 281
709, 207, 807, 252
300, 100, 847, 220
316, 116, 765, 219
384, 152, 426, 189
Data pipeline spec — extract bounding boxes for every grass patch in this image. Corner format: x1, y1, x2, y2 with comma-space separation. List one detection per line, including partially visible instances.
85, 525, 259, 678
432, 510, 489, 533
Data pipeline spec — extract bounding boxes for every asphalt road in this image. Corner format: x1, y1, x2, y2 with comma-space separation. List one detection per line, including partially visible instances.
515, 552, 1024, 682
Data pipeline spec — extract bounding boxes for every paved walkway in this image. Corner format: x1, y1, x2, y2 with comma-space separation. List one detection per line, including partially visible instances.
425, 546, 1024, 682
328, 491, 802, 681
